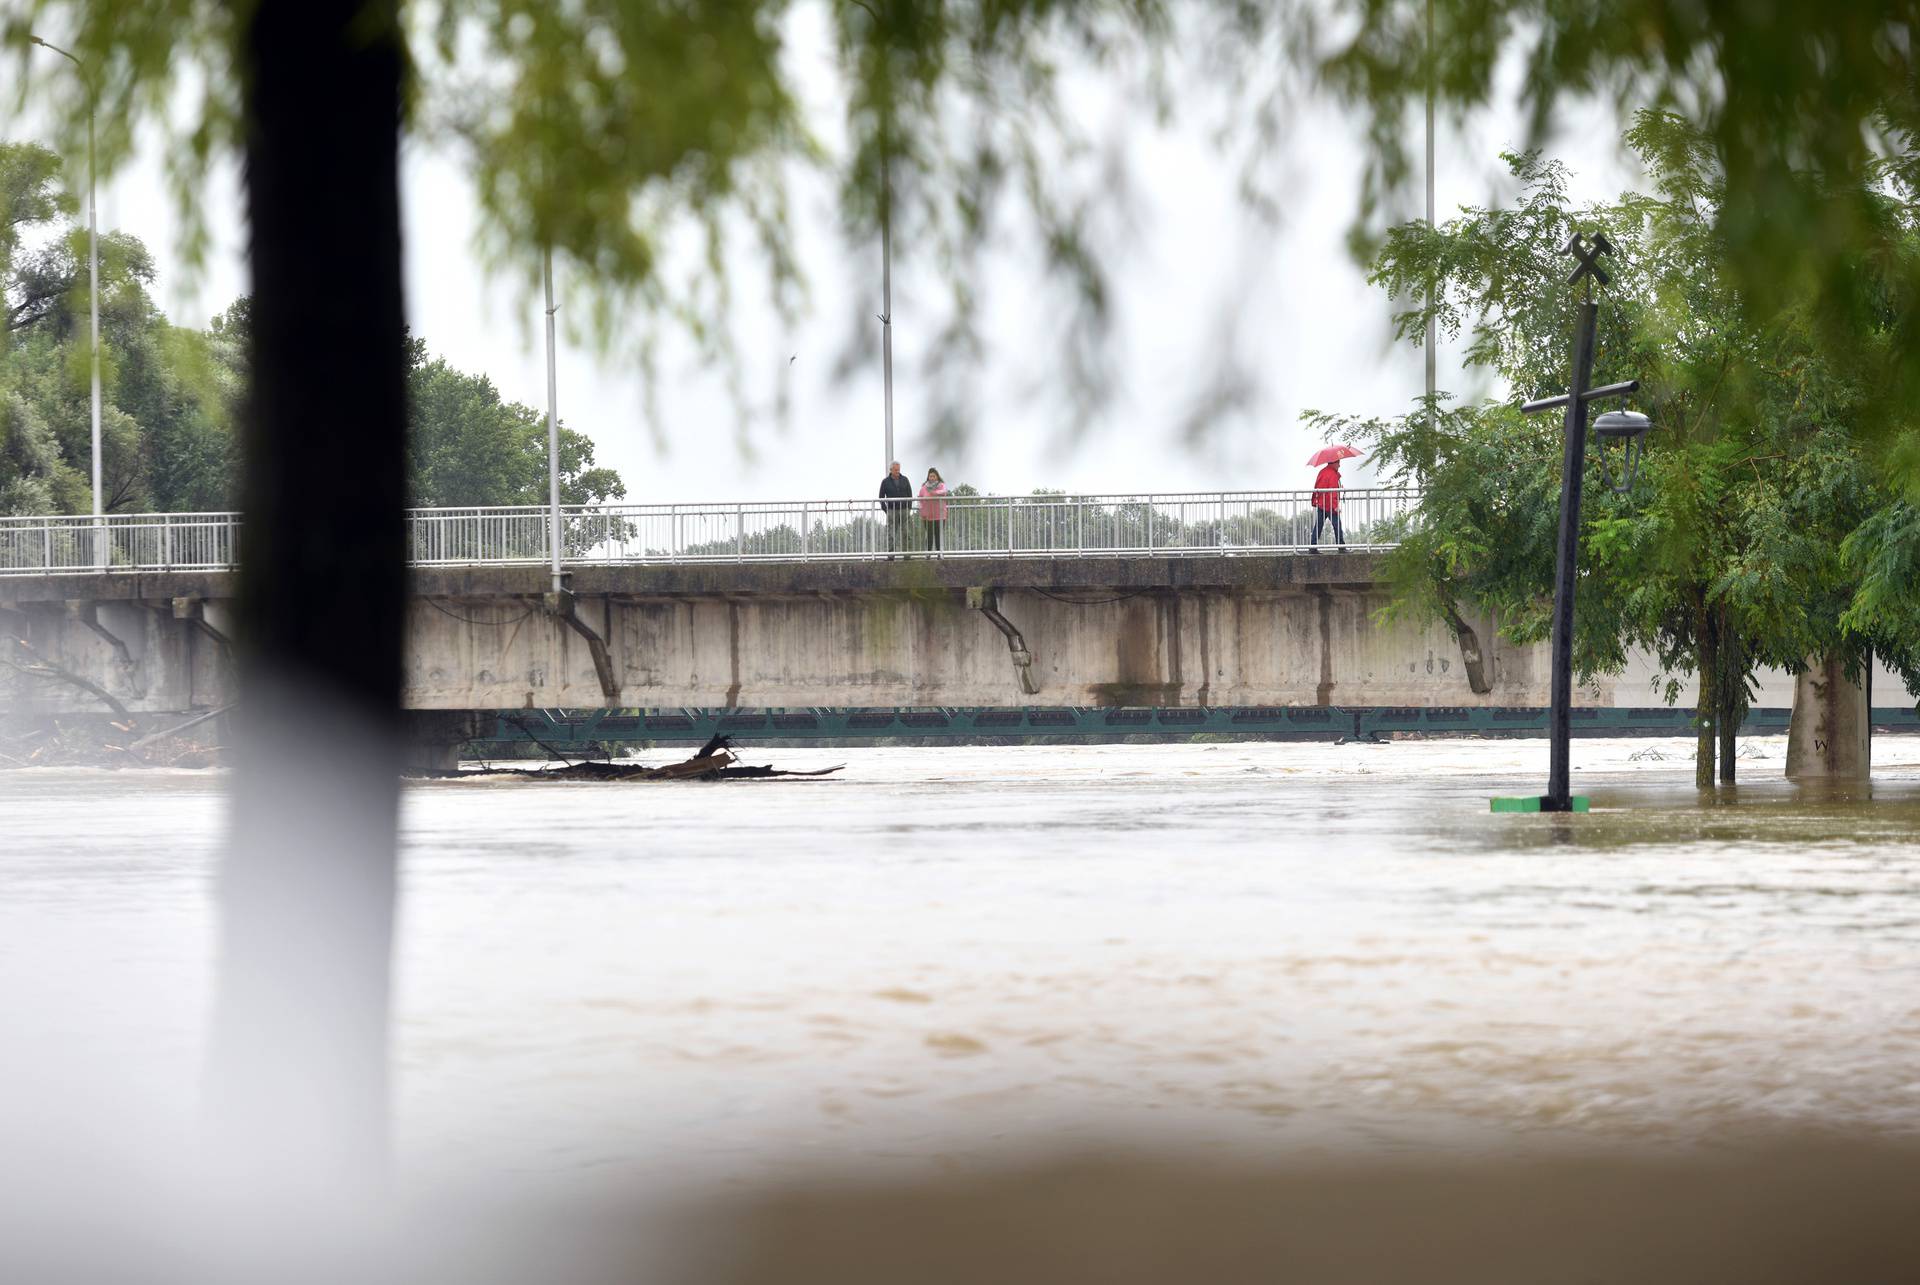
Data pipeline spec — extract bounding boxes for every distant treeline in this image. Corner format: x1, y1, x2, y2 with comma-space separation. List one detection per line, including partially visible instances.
0, 139, 624, 517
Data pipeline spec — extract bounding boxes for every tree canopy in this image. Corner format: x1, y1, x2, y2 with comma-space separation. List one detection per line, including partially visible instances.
405, 332, 624, 508
1, 139, 234, 513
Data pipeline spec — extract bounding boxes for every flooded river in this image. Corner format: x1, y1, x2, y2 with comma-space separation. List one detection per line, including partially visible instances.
6, 736, 1920, 1201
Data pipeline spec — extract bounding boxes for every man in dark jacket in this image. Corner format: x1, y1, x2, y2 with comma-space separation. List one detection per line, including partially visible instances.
879, 461, 912, 555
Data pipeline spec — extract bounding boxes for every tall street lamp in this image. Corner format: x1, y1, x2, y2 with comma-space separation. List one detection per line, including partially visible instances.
543, 247, 564, 594
535, 248, 616, 701
879, 146, 894, 474
1424, 0, 1436, 415
847, 0, 895, 473
30, 34, 102, 563
1493, 231, 1651, 814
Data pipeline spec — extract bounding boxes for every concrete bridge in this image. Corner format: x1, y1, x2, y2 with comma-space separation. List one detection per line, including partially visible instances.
3, 490, 1534, 719
0, 549, 1537, 717
1, 494, 1897, 772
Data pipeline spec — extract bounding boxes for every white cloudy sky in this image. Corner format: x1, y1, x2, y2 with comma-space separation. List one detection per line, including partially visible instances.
15, 5, 1641, 507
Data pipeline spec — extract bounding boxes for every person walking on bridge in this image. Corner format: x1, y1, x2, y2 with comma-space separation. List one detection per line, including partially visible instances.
1310, 457, 1345, 548
919, 467, 950, 553
879, 461, 912, 556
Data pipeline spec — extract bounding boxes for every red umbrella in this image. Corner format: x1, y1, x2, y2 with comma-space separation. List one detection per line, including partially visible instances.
1307, 444, 1362, 467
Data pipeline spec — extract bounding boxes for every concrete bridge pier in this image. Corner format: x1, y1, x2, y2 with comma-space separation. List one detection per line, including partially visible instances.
402, 710, 495, 772
1785, 654, 1870, 781
2, 593, 236, 717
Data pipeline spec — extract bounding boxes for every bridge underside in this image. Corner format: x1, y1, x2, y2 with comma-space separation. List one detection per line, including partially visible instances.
1, 554, 1539, 717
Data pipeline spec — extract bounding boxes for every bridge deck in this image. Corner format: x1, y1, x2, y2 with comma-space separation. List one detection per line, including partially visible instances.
0, 551, 1388, 607
0, 489, 1416, 579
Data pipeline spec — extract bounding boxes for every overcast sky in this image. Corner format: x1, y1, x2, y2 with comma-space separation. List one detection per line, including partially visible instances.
18, 6, 1641, 508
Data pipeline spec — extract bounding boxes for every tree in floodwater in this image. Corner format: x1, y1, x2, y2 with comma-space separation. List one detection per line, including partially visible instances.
1306, 113, 1920, 788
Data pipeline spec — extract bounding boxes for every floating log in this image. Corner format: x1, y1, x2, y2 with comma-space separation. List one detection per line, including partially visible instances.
463, 734, 844, 783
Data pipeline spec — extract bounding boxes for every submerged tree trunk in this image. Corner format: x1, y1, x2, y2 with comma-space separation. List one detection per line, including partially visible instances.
207, 0, 408, 1188
1441, 601, 1493, 695
1693, 591, 1715, 790
1786, 651, 1873, 780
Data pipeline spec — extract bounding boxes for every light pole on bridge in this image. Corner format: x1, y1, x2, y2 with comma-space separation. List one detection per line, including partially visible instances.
847, 0, 896, 474
29, 34, 103, 566
543, 247, 564, 593
1425, 0, 1436, 418
880, 146, 894, 474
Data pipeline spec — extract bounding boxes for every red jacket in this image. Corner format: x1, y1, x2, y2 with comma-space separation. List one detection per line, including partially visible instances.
1312, 464, 1342, 511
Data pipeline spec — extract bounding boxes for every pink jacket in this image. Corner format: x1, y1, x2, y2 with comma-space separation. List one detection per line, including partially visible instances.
919, 481, 949, 521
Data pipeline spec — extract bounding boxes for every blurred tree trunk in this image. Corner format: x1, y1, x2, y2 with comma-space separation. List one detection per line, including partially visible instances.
1693, 591, 1715, 790
1716, 605, 1744, 784
206, 0, 407, 1186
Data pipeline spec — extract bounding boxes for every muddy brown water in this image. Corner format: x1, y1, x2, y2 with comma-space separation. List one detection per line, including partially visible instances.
4, 737, 1919, 1279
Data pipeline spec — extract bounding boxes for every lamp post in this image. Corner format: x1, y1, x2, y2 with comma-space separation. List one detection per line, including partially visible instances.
848, 0, 896, 473
30, 35, 102, 564
1424, 0, 1436, 415
543, 247, 564, 593
879, 147, 894, 474
1494, 232, 1651, 814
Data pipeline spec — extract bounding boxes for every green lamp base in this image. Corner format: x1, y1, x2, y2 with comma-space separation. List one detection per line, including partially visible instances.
1490, 795, 1590, 813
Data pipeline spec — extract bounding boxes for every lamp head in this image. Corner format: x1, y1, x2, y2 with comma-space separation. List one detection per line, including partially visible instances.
1592, 407, 1652, 494
1592, 408, 1651, 441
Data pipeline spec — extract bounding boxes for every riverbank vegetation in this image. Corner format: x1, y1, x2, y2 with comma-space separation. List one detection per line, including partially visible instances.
1308, 113, 1920, 787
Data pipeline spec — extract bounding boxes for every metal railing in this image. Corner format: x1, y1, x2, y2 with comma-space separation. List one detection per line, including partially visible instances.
0, 488, 1416, 576
0, 511, 239, 576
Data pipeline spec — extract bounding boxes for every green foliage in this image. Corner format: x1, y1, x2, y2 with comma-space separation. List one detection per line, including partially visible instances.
1, 140, 72, 294
0, 383, 67, 511
0, 146, 235, 513
405, 332, 624, 509
1841, 501, 1920, 683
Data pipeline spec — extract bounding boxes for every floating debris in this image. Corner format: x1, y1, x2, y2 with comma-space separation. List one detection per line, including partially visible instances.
466, 734, 844, 783
0, 713, 226, 770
